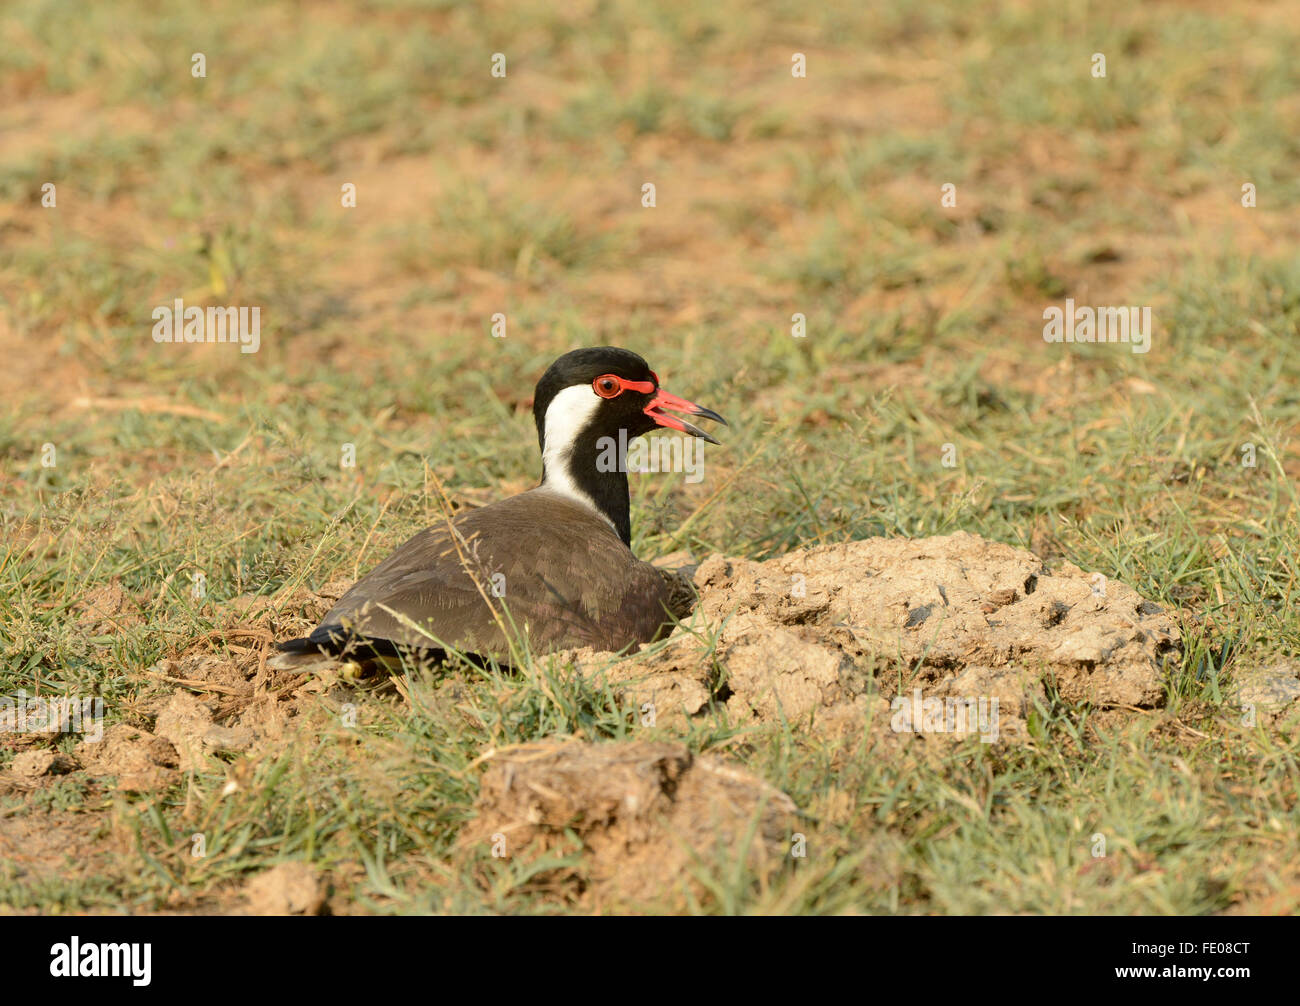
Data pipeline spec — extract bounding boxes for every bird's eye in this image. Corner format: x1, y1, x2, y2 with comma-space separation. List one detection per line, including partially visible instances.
593, 375, 622, 399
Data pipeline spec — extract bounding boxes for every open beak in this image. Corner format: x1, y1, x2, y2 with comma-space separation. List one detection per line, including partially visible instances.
644, 388, 728, 445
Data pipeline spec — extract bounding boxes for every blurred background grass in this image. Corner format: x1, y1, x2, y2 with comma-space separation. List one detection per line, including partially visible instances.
1, 0, 1298, 914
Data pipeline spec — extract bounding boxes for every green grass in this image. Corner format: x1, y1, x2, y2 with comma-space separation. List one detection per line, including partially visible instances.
1, 0, 1299, 914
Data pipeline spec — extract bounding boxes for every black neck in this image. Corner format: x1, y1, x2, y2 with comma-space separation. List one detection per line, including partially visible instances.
542, 425, 632, 547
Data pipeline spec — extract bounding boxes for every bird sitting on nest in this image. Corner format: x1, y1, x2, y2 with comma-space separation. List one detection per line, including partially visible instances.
271, 346, 725, 676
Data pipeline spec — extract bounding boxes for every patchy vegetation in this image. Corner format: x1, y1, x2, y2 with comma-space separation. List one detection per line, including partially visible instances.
2, 0, 1299, 914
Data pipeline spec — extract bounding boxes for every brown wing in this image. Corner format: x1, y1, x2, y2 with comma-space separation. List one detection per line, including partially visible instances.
315, 488, 672, 657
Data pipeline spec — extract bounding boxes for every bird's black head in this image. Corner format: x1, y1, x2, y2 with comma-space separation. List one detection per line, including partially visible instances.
530, 346, 726, 545
533, 347, 660, 448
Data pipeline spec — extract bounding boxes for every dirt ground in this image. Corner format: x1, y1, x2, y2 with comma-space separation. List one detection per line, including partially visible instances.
3, 1, 1300, 915
8, 533, 1294, 911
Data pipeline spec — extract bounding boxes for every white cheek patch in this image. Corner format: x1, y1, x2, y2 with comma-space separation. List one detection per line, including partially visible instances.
540, 384, 613, 528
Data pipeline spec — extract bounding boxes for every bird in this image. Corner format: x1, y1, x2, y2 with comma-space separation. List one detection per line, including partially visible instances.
274, 346, 725, 672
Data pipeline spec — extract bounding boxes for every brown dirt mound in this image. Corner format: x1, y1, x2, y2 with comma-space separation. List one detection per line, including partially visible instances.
463, 739, 798, 906
8, 749, 77, 778
74, 581, 146, 634
1230, 658, 1300, 723
243, 862, 329, 916
74, 724, 179, 793
569, 532, 1182, 740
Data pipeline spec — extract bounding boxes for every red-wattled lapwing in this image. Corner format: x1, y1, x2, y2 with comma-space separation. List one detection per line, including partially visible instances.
274, 347, 725, 670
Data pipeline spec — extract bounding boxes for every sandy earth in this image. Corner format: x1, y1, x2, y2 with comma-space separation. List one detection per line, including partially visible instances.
10, 530, 1294, 911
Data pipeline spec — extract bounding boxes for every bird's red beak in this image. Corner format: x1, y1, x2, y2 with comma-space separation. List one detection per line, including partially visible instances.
643, 386, 727, 445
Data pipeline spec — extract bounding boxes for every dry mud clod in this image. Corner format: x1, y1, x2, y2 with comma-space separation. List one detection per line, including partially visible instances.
464, 739, 798, 904
243, 862, 329, 916
570, 532, 1182, 739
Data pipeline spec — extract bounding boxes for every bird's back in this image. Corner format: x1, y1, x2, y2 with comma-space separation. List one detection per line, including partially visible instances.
312, 488, 672, 658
